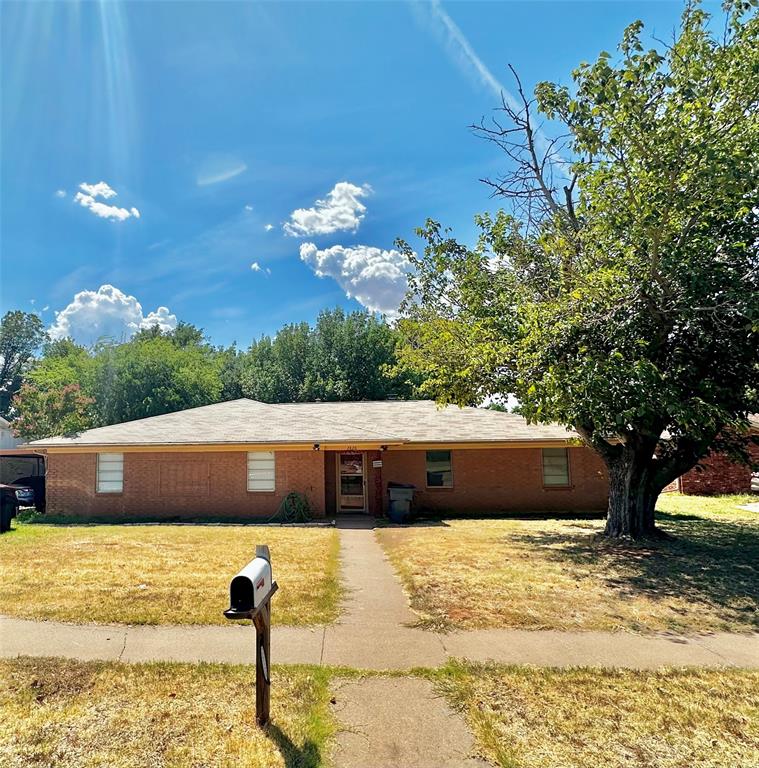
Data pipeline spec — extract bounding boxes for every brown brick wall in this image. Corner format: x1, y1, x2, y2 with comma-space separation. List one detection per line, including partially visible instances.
46, 450, 326, 520
677, 444, 758, 496
380, 446, 608, 513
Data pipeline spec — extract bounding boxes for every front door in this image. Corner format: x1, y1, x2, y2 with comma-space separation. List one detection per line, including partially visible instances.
338, 452, 366, 512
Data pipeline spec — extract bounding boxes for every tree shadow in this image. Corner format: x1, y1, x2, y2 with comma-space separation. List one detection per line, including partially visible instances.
266, 722, 322, 768
510, 512, 759, 631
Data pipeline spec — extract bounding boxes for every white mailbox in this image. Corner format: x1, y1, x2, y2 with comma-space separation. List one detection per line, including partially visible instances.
225, 548, 275, 618
223, 543, 278, 726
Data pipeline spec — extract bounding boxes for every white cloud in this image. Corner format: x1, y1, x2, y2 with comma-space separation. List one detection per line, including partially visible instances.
244, 204, 254, 211
55, 189, 66, 198
299, 242, 412, 316
49, 285, 177, 346
79, 181, 118, 199
264, 223, 274, 232
423, 1, 520, 112
141, 306, 176, 331
74, 181, 140, 222
284, 182, 371, 237
420, 2, 564, 168
196, 157, 247, 187
250, 262, 271, 275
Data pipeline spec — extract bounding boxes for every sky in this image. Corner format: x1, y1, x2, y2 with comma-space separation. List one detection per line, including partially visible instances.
0, 0, 719, 349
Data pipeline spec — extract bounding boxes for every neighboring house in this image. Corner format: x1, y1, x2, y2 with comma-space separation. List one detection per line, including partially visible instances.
664, 416, 759, 496
672, 435, 759, 496
26, 399, 609, 519
0, 417, 20, 449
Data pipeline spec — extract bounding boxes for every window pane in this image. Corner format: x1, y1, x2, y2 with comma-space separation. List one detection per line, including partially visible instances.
248, 479, 275, 491
340, 454, 363, 475
542, 448, 569, 485
97, 453, 123, 493
426, 450, 452, 487
97, 470, 123, 481
98, 454, 123, 466
97, 480, 123, 493
340, 476, 364, 495
248, 451, 275, 491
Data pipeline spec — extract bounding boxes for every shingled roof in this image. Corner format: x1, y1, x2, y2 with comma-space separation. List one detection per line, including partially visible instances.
27, 398, 577, 448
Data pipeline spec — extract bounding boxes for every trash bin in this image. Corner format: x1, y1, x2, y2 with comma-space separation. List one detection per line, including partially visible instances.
387, 483, 416, 523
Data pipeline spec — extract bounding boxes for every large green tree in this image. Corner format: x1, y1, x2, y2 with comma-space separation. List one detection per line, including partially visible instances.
12, 383, 93, 441
12, 325, 223, 438
92, 334, 223, 425
240, 308, 417, 402
0, 311, 47, 416
12, 310, 419, 439
398, 2, 759, 538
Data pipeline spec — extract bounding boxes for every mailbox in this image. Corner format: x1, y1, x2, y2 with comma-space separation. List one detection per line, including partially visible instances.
226, 555, 273, 618
224, 544, 278, 726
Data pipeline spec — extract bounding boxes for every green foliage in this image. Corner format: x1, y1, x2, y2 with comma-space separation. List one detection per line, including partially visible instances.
398, 2, 759, 534
12, 382, 93, 440
10, 310, 418, 439
12, 324, 223, 438
0, 311, 47, 416
92, 335, 223, 425
239, 307, 418, 402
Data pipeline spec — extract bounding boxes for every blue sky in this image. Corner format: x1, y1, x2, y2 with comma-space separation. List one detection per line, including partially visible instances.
1, 1, 716, 348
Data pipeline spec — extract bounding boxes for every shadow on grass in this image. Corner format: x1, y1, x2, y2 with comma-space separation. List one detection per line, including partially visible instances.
266, 723, 321, 768
511, 511, 759, 631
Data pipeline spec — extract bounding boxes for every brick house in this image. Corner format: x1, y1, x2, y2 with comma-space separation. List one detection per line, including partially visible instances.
28, 399, 609, 519
668, 418, 759, 496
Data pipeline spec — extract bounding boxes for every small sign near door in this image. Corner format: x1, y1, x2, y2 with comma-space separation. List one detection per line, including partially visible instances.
372, 459, 383, 468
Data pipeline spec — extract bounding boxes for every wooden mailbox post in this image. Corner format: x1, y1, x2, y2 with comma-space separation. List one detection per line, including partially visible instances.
224, 544, 278, 726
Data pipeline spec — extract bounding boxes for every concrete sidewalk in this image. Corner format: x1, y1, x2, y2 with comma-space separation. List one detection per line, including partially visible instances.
3, 615, 757, 669
2, 517, 757, 669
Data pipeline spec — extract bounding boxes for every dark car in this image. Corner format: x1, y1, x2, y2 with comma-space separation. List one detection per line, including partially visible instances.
0, 482, 35, 515
0, 454, 45, 512
0, 482, 33, 532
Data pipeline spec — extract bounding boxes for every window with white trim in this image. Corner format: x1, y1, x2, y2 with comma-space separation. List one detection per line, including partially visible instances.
542, 448, 570, 486
97, 453, 124, 493
248, 451, 275, 491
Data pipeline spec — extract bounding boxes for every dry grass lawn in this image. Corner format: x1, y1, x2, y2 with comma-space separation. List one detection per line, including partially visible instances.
0, 523, 340, 626
2, 657, 757, 768
377, 494, 759, 633
435, 660, 759, 768
0, 657, 332, 768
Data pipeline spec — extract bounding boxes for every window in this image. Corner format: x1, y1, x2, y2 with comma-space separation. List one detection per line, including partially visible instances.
97, 453, 123, 493
248, 451, 275, 491
542, 448, 570, 486
426, 450, 453, 487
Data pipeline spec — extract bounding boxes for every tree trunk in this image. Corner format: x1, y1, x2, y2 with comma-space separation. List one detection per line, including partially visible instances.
604, 449, 661, 539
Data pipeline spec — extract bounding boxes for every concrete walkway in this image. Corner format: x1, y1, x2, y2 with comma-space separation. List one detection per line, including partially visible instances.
331, 678, 488, 768
1, 517, 758, 669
